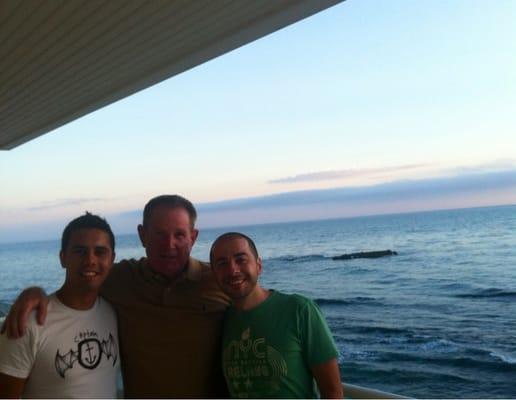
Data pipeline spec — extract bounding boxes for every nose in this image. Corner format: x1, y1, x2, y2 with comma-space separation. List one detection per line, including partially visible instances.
161, 234, 177, 249
83, 249, 97, 265
228, 260, 240, 275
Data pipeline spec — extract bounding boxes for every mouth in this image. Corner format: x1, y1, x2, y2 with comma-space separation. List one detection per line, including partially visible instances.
160, 254, 178, 260
80, 270, 100, 279
227, 278, 245, 287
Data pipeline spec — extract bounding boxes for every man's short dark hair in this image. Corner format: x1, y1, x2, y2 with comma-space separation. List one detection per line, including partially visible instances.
143, 194, 197, 228
209, 232, 259, 265
61, 212, 115, 252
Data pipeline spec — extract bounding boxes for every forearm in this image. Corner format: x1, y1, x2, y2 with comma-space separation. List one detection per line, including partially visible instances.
2, 287, 49, 338
311, 358, 343, 399
320, 386, 344, 399
0, 372, 26, 398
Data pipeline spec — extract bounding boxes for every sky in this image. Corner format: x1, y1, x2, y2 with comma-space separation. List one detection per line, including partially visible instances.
1, 0, 515, 243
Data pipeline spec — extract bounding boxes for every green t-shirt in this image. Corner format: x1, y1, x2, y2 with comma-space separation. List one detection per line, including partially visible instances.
221, 291, 339, 398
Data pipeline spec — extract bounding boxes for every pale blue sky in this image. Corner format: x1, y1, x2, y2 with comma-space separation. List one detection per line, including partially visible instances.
1, 0, 515, 242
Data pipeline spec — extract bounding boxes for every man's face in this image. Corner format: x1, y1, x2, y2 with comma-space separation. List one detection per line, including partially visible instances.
138, 206, 198, 279
60, 228, 115, 293
211, 237, 262, 300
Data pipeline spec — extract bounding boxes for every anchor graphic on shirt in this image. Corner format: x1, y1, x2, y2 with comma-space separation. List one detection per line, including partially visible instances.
79, 338, 102, 369
54, 333, 117, 378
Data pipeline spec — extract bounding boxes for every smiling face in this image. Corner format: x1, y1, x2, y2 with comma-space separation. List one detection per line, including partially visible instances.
211, 236, 263, 303
60, 228, 115, 294
138, 206, 198, 279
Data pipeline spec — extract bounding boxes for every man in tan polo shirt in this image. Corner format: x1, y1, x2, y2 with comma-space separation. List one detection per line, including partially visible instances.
2, 195, 230, 398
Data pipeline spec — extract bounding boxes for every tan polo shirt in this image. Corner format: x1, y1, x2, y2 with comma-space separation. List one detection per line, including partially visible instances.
101, 257, 230, 398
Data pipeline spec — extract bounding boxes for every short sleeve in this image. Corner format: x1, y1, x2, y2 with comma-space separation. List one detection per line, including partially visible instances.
300, 298, 339, 367
0, 315, 38, 379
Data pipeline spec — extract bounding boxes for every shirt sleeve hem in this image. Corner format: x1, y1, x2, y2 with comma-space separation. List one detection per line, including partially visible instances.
0, 364, 30, 379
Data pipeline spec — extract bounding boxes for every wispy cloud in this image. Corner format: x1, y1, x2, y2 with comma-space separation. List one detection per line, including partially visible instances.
28, 197, 107, 211
268, 163, 432, 184
269, 160, 516, 185
191, 169, 516, 228
112, 162, 516, 222
198, 168, 516, 213
447, 159, 516, 175
5, 168, 516, 243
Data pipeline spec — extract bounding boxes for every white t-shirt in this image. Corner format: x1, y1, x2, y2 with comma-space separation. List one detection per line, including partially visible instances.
0, 294, 119, 398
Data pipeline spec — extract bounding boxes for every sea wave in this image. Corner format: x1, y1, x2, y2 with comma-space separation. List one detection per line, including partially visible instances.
271, 254, 326, 263
375, 348, 516, 372
340, 349, 378, 361
315, 297, 379, 306
348, 324, 409, 336
445, 356, 516, 372
454, 288, 516, 299
438, 282, 472, 291
489, 351, 516, 365
345, 363, 475, 385
0, 302, 11, 317
468, 346, 516, 366
419, 338, 459, 353
270, 253, 398, 263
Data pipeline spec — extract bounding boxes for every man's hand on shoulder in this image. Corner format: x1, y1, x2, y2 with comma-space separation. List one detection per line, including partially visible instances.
1, 287, 49, 338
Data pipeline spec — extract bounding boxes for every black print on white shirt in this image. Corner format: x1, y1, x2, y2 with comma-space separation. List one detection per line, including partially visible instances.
54, 333, 117, 378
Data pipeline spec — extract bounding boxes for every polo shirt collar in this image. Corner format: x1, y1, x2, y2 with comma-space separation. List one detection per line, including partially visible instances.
142, 257, 203, 283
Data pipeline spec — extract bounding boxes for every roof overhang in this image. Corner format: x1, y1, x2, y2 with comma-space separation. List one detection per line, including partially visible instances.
0, 0, 343, 150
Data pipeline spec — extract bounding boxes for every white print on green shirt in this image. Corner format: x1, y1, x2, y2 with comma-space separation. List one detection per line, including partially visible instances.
223, 328, 287, 394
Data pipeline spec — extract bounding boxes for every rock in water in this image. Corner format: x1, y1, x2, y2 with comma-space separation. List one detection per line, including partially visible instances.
332, 250, 397, 260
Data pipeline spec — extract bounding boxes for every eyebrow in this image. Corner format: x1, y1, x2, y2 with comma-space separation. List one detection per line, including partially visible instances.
70, 245, 110, 251
213, 256, 227, 264
214, 252, 248, 262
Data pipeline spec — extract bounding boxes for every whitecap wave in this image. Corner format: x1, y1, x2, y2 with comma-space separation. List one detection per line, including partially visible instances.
489, 351, 516, 364
420, 339, 459, 353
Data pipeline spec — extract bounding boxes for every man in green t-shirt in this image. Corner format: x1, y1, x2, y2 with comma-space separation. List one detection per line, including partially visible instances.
210, 232, 343, 398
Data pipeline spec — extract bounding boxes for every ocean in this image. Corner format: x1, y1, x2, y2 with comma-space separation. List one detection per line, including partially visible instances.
1, 205, 515, 398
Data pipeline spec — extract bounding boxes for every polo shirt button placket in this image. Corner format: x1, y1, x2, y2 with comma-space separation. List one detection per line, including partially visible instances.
163, 286, 173, 304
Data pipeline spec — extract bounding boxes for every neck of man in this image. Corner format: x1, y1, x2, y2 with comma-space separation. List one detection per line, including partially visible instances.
233, 285, 270, 311
148, 260, 188, 282
154, 266, 185, 282
56, 285, 99, 310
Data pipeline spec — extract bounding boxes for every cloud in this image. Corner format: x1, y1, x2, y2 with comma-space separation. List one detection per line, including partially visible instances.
28, 197, 108, 211
2, 168, 515, 243
268, 163, 432, 184
268, 159, 516, 186
191, 169, 516, 228
201, 169, 516, 213
447, 159, 516, 175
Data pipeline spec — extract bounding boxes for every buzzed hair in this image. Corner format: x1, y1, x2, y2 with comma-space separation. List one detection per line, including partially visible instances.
209, 232, 259, 265
143, 194, 197, 228
61, 212, 115, 252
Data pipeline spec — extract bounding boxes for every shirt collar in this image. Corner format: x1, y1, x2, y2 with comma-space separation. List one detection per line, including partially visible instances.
142, 257, 203, 283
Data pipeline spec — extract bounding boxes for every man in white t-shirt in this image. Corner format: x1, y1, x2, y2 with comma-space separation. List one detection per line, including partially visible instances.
0, 213, 119, 398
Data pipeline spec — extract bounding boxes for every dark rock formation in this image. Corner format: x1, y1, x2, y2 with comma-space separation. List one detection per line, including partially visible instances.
332, 250, 398, 260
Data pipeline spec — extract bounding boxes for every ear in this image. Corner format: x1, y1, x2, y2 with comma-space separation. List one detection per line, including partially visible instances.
256, 256, 263, 275
137, 224, 146, 248
59, 251, 66, 269
191, 228, 199, 245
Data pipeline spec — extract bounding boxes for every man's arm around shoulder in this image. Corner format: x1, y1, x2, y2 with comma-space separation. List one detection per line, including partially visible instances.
1, 287, 49, 338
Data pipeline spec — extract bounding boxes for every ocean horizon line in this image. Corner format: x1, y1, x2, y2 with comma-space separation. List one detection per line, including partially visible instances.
1, 202, 514, 247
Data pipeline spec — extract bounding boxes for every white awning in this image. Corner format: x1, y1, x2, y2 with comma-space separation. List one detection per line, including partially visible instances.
0, 0, 343, 149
